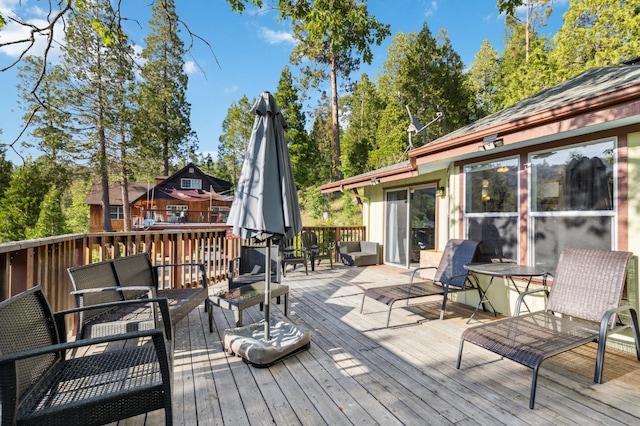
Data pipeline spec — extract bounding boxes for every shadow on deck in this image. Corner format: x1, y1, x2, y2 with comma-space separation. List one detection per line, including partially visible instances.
115, 263, 640, 425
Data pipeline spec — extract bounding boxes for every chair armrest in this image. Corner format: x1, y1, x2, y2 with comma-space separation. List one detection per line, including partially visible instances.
57, 298, 173, 341
409, 266, 437, 284
71, 286, 155, 297
514, 287, 547, 316
0, 328, 167, 365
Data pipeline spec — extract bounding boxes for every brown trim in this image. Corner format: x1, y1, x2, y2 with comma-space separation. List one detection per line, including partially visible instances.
617, 134, 629, 251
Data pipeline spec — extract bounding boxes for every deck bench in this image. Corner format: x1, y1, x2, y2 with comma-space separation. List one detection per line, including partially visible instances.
68, 253, 211, 342
0, 286, 173, 425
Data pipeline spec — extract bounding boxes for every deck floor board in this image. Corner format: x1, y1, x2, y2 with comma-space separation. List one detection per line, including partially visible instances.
100, 263, 640, 425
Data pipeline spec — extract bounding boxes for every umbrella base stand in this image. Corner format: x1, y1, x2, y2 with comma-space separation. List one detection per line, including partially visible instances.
223, 317, 312, 368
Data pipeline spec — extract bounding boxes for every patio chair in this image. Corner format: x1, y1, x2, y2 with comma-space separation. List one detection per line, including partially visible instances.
360, 239, 484, 327
227, 245, 281, 290
301, 230, 333, 271
457, 248, 640, 409
279, 241, 309, 277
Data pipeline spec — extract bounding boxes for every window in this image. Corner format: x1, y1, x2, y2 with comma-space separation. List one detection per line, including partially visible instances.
181, 178, 202, 189
167, 205, 188, 212
109, 206, 124, 220
464, 158, 519, 260
529, 139, 615, 270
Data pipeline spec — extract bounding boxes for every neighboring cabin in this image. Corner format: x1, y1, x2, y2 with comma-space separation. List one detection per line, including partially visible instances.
85, 163, 233, 232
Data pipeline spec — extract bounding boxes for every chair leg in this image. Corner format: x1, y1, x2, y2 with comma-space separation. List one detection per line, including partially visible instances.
440, 287, 449, 320
360, 293, 366, 314
386, 304, 393, 328
530, 366, 540, 409
456, 339, 465, 369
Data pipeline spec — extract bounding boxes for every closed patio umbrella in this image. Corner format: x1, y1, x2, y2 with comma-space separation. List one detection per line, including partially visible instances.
227, 91, 302, 340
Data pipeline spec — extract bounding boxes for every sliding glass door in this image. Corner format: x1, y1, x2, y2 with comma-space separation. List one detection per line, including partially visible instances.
385, 186, 436, 268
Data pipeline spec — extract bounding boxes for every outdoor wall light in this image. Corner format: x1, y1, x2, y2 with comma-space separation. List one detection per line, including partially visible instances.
370, 177, 380, 185
478, 134, 504, 151
436, 186, 446, 197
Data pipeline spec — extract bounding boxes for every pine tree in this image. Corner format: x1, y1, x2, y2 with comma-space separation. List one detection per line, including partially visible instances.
217, 95, 255, 186
134, 0, 193, 176
275, 66, 316, 188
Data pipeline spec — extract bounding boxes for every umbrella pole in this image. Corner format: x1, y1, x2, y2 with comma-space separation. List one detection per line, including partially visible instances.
264, 239, 272, 340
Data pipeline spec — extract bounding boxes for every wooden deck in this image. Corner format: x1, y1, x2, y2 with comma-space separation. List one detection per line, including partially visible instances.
118, 264, 640, 425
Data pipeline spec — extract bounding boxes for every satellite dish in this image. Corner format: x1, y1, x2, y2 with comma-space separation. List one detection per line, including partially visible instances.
406, 105, 427, 136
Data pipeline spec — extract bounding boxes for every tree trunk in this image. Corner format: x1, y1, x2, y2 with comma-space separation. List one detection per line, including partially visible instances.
330, 52, 343, 181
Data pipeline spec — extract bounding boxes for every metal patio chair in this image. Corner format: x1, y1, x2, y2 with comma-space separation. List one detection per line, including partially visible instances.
457, 248, 640, 409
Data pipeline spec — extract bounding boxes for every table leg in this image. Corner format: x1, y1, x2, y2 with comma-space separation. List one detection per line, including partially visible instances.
234, 310, 243, 327
468, 276, 498, 323
284, 293, 289, 317
509, 276, 533, 313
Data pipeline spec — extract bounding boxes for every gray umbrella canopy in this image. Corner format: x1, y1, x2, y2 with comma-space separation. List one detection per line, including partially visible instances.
226, 91, 302, 340
227, 91, 302, 243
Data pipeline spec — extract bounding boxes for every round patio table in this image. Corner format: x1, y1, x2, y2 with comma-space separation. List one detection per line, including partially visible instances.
464, 262, 548, 322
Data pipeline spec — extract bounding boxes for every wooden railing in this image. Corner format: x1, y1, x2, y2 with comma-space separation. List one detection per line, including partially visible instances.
0, 226, 366, 315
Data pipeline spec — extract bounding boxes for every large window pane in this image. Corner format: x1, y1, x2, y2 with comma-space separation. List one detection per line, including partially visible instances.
533, 216, 613, 270
467, 217, 518, 260
464, 158, 519, 261
465, 158, 519, 213
529, 139, 616, 272
531, 140, 613, 212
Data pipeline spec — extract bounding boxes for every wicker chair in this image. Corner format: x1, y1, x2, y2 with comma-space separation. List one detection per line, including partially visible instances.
0, 286, 173, 425
360, 239, 483, 327
227, 245, 281, 289
457, 248, 640, 409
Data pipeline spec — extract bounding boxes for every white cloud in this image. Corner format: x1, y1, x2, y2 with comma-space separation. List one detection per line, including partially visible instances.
224, 85, 239, 94
258, 27, 295, 45
424, 1, 438, 17
0, 2, 64, 64
184, 60, 197, 75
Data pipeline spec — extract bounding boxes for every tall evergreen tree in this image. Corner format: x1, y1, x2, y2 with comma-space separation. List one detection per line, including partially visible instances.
289, 0, 390, 181
275, 66, 316, 188
27, 186, 69, 239
0, 159, 50, 242
496, 17, 554, 108
551, 0, 640, 80
134, 0, 193, 176
60, 0, 134, 232
308, 92, 334, 183
0, 147, 12, 201
340, 74, 385, 177
467, 39, 501, 118
217, 95, 255, 186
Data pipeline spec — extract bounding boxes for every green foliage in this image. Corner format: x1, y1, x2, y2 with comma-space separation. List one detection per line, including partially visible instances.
133, 0, 192, 176
275, 66, 317, 188
551, 0, 640, 80
27, 186, 70, 239
0, 148, 12, 200
218, 95, 255, 186
0, 159, 50, 242
299, 186, 330, 220
63, 179, 91, 233
341, 74, 385, 177
466, 40, 501, 118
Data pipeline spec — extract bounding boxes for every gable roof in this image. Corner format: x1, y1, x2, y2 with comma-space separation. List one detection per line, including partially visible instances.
321, 65, 640, 193
84, 163, 234, 206
84, 182, 150, 206
414, 65, 640, 152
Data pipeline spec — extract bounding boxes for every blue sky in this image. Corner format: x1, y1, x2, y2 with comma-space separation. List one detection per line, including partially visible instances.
0, 0, 569, 164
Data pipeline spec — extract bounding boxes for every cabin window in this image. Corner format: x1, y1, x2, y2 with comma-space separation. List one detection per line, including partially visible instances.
464, 158, 519, 260
109, 206, 124, 220
181, 178, 202, 189
529, 139, 616, 271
